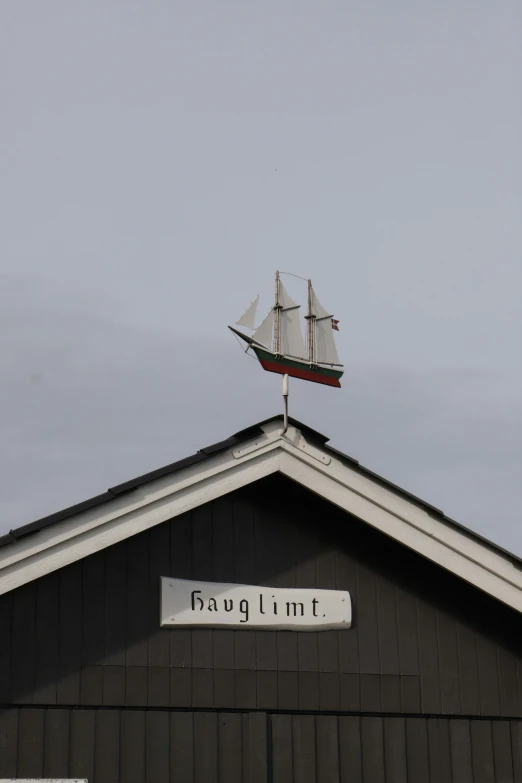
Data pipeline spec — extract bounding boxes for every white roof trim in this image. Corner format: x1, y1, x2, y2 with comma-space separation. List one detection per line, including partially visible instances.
1, 420, 522, 613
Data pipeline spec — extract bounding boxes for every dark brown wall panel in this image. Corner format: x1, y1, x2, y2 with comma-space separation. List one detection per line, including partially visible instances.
396, 584, 419, 676
0, 594, 12, 703
376, 574, 400, 676
470, 719, 495, 783
170, 711, 194, 781
0, 708, 18, 778
82, 553, 105, 667
34, 573, 59, 705
194, 712, 219, 783
449, 719, 474, 783
406, 717, 430, 781
104, 545, 127, 667
218, 712, 242, 783
43, 708, 69, 777
437, 610, 461, 715
271, 713, 293, 783
17, 708, 44, 778
383, 716, 407, 783
2, 474, 522, 719
427, 718, 452, 783
292, 714, 315, 783
147, 523, 171, 669
511, 721, 522, 780
120, 710, 145, 783
95, 709, 120, 783
146, 710, 170, 781
316, 715, 340, 783
126, 535, 149, 667
57, 566, 82, 705
11, 584, 36, 705
339, 716, 363, 782
361, 716, 386, 783
356, 563, 381, 676
69, 709, 95, 780
242, 712, 268, 783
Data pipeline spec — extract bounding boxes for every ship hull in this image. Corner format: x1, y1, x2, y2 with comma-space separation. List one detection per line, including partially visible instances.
253, 347, 343, 387
228, 326, 343, 388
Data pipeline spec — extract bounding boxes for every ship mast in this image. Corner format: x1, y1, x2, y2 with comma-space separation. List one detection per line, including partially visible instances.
307, 278, 315, 365
274, 270, 282, 355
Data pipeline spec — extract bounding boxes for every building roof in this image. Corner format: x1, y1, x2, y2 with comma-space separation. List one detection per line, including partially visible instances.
0, 414, 516, 564
0, 420, 263, 549
1, 414, 522, 612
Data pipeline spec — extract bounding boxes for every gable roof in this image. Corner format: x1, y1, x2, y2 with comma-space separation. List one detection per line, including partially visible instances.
1, 414, 522, 613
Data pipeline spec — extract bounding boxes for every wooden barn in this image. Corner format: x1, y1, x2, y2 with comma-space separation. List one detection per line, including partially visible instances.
1, 414, 522, 781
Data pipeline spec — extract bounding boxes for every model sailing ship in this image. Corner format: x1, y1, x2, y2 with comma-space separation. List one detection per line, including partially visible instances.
229, 271, 343, 387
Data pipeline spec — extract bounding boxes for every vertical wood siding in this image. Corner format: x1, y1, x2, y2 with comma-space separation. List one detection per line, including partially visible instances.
2, 707, 522, 782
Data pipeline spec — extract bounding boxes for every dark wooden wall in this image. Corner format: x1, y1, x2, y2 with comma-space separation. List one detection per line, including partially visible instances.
1, 474, 521, 716
2, 707, 522, 782
2, 474, 522, 781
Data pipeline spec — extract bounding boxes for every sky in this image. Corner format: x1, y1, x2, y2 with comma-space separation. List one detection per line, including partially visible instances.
1, 2, 521, 553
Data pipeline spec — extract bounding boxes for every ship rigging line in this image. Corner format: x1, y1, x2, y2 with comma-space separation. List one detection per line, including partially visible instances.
231, 331, 258, 358
280, 271, 309, 282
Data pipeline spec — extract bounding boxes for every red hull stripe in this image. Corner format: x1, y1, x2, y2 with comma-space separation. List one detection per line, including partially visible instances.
259, 359, 341, 388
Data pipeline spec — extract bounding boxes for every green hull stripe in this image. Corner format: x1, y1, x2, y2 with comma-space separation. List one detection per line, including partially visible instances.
253, 348, 343, 379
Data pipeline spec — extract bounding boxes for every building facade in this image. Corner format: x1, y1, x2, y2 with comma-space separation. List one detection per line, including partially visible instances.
1, 416, 522, 781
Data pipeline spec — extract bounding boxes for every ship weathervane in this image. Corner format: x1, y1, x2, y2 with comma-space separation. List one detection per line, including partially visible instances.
228, 270, 344, 388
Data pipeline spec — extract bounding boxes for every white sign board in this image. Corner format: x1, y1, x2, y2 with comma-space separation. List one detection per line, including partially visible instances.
160, 577, 351, 630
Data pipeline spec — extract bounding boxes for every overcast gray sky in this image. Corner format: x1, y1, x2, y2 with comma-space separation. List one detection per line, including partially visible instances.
2, 2, 521, 553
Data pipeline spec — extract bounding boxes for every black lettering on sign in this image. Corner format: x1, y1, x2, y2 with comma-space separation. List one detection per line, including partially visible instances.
286, 602, 305, 617
239, 599, 249, 623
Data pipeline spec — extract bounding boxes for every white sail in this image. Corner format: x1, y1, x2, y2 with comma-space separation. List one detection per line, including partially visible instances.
311, 287, 331, 320
236, 295, 258, 329
315, 317, 340, 365
279, 281, 298, 310
280, 307, 307, 359
252, 310, 274, 349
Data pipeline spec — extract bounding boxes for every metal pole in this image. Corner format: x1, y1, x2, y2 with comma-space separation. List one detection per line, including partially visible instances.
281, 374, 289, 435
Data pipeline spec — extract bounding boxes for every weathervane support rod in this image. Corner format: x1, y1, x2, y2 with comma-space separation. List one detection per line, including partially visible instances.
281, 373, 289, 435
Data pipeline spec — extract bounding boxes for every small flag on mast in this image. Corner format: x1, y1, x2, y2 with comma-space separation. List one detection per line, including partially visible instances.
331, 319, 340, 331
